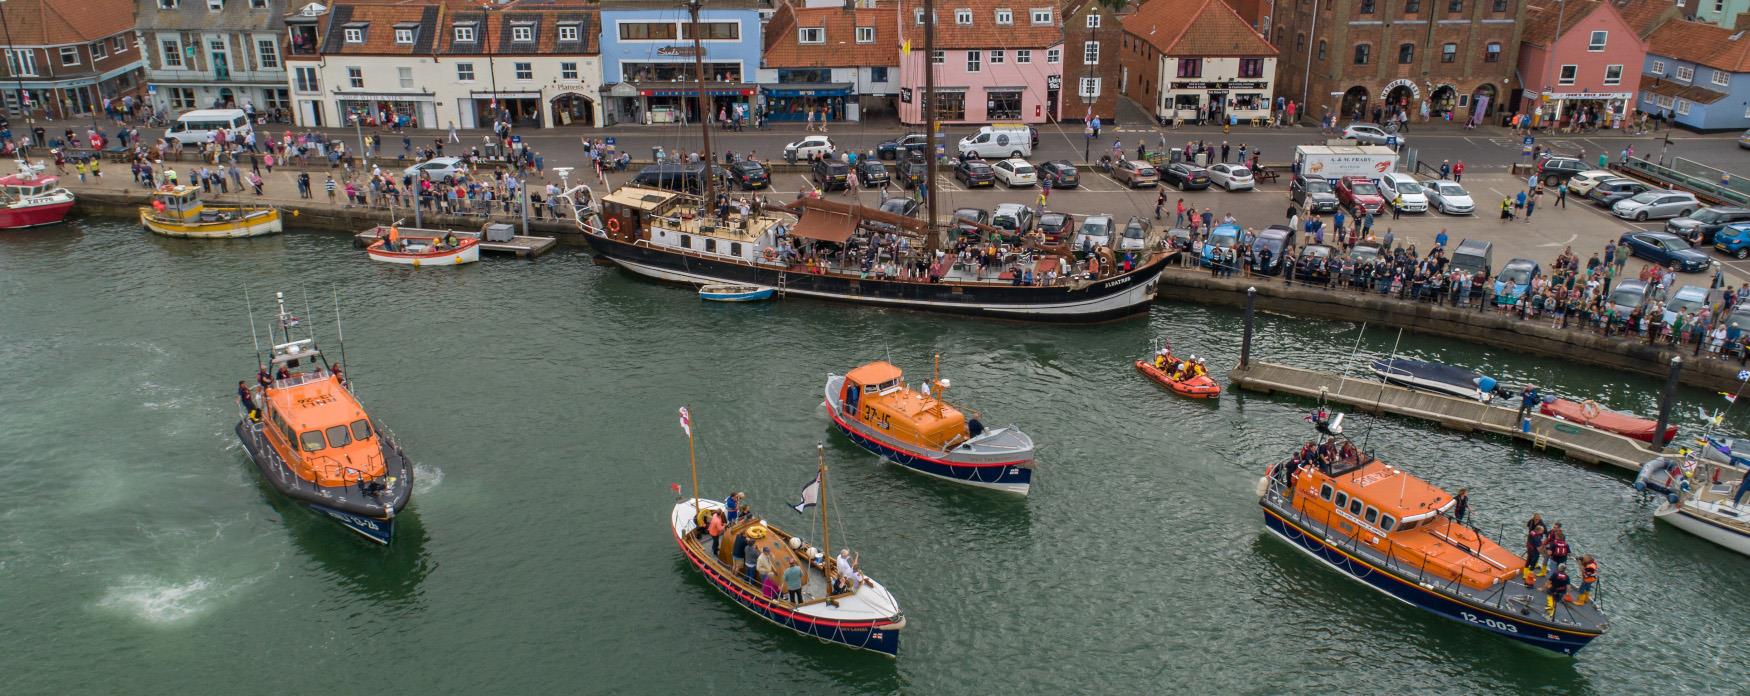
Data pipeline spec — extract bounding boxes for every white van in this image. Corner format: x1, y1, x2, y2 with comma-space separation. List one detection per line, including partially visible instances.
166, 108, 253, 145
957, 125, 1032, 160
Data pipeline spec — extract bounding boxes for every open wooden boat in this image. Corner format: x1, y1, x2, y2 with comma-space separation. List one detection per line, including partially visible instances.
0, 160, 74, 229
699, 284, 775, 302
141, 184, 281, 238
1135, 354, 1220, 399
365, 225, 480, 267
1258, 420, 1608, 655
670, 414, 904, 655
1538, 398, 1674, 443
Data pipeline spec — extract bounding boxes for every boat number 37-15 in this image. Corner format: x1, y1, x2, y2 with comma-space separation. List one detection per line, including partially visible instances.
1458, 611, 1518, 633
861, 405, 891, 430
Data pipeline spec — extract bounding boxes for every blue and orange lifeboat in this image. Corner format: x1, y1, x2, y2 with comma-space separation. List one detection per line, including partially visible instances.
824, 360, 1035, 494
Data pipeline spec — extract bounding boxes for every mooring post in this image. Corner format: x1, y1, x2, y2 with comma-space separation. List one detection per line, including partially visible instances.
1652, 356, 1683, 450
1240, 286, 1257, 368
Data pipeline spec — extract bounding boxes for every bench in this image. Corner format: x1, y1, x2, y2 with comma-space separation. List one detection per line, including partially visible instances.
1254, 166, 1280, 184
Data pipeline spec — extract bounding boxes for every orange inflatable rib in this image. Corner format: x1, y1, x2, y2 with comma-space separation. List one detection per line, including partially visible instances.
1135, 359, 1221, 399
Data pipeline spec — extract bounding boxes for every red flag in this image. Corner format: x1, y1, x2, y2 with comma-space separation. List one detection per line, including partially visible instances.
670, 483, 682, 495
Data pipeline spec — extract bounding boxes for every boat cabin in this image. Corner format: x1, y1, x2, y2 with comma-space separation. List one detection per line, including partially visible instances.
258, 341, 384, 487
1, 180, 57, 199
839, 361, 972, 451
149, 185, 209, 221
597, 185, 778, 264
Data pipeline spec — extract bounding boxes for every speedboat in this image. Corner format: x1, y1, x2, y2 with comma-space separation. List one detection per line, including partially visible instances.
1370, 358, 1496, 401
1258, 424, 1608, 655
235, 292, 412, 543
0, 160, 74, 229
824, 359, 1034, 494
699, 284, 775, 302
1134, 353, 1220, 399
1539, 397, 1675, 443
365, 225, 480, 267
1654, 460, 1750, 557
141, 184, 281, 238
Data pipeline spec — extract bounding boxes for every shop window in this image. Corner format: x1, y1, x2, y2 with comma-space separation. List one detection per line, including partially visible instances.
1177, 58, 1202, 78
1398, 43, 1414, 64
1353, 44, 1370, 65
170, 87, 196, 109
1239, 57, 1262, 78
561, 62, 578, 80
456, 63, 475, 81
514, 62, 533, 80
988, 90, 1022, 119
935, 91, 966, 120
967, 50, 982, 72
347, 66, 363, 89
1442, 43, 1456, 63
1484, 42, 1500, 62
1558, 64, 1577, 85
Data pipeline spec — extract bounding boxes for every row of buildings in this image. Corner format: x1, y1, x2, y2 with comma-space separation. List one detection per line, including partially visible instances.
3, 0, 1750, 131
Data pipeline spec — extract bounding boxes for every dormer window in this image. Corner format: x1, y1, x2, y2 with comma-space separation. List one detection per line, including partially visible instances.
454, 24, 476, 42
1030, 7, 1052, 24
393, 27, 415, 45
856, 26, 874, 43
207, 0, 224, 10
995, 8, 1012, 24
955, 9, 972, 24
343, 26, 364, 43
512, 24, 533, 42
798, 27, 824, 43
558, 23, 580, 42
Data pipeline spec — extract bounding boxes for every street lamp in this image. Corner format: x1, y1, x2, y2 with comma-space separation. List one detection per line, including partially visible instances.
349, 112, 367, 168
481, 3, 502, 132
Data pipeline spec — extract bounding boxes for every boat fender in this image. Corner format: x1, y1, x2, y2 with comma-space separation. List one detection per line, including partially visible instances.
1254, 476, 1270, 498
606, 217, 622, 233
1633, 458, 1662, 491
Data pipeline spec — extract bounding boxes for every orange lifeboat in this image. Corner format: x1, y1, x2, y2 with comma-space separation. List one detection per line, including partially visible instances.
1135, 353, 1221, 399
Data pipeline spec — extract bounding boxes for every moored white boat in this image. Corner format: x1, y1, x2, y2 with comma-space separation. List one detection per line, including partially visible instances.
1654, 460, 1750, 557
365, 226, 480, 267
699, 284, 775, 302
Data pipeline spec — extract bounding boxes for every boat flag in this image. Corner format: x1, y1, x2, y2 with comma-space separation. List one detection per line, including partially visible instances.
792, 473, 820, 513
1723, 392, 1738, 404
679, 406, 692, 437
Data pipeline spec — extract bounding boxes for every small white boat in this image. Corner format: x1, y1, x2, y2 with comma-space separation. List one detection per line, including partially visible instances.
699, 284, 774, 302
1654, 462, 1750, 557
365, 226, 480, 267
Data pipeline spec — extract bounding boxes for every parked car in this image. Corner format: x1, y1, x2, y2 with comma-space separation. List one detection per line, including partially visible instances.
1201, 223, 1241, 267
1491, 258, 1542, 305
1740, 129, 1750, 150
1619, 230, 1713, 272
1663, 284, 1714, 324
784, 135, 836, 161
952, 207, 990, 237
1612, 190, 1699, 221
1119, 216, 1153, 251
1537, 157, 1588, 187
1608, 279, 1653, 316
1588, 179, 1653, 207
1336, 176, 1386, 215
1378, 172, 1428, 213
1291, 174, 1340, 213
1039, 160, 1080, 189
1250, 225, 1296, 275
862, 196, 920, 235
728, 160, 770, 190
993, 158, 1038, 187
1115, 159, 1163, 188
631, 163, 728, 194
404, 156, 466, 182
1714, 222, 1750, 259
877, 133, 929, 160
1342, 123, 1405, 148
1038, 211, 1073, 244
1424, 179, 1474, 215
853, 159, 890, 187
1450, 239, 1493, 279
991, 203, 1035, 236
896, 155, 929, 189
954, 159, 996, 187
1207, 163, 1254, 191
1566, 170, 1621, 196
1075, 215, 1114, 253
1347, 240, 1383, 264
812, 159, 850, 191
1667, 206, 1750, 245
1295, 243, 1337, 282
1158, 162, 1208, 190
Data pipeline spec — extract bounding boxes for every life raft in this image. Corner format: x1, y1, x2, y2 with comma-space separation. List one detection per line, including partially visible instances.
1135, 358, 1222, 399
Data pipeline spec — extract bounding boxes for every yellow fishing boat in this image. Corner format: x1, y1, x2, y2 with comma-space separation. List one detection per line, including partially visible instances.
140, 184, 282, 238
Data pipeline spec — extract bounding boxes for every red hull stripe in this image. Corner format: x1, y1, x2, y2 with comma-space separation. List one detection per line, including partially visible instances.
825, 401, 1027, 469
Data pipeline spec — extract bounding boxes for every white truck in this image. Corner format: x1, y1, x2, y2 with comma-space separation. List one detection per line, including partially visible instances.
1294, 144, 1399, 182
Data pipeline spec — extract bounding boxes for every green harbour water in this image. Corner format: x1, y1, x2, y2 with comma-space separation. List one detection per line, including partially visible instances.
3, 218, 1749, 694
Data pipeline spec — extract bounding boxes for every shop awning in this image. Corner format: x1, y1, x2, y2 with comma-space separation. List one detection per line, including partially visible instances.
760, 82, 854, 97
789, 208, 856, 244
332, 91, 434, 101
469, 91, 542, 99
633, 82, 756, 97
1641, 81, 1727, 105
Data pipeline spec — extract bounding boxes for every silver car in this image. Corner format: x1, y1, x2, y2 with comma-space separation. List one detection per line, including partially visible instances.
1612, 191, 1700, 221
1424, 180, 1474, 215
1342, 123, 1406, 149
1207, 163, 1255, 191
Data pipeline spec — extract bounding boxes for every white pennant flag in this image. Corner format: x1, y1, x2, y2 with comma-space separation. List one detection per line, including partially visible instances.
678, 406, 692, 437
792, 473, 820, 513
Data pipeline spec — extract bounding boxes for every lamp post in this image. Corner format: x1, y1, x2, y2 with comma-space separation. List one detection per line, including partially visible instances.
481, 3, 502, 131
350, 112, 367, 168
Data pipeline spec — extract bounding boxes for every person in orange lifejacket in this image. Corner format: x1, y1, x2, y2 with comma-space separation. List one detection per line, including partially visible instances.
1575, 555, 1599, 605
384, 225, 400, 252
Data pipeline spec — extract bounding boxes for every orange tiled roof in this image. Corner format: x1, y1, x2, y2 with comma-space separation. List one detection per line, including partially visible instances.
0, 0, 134, 46
897, 0, 1063, 50
1122, 0, 1276, 57
1648, 19, 1750, 73
321, 0, 598, 56
1523, 0, 1672, 47
764, 3, 898, 68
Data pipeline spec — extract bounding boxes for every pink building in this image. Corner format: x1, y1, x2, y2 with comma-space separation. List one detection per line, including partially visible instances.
896, 0, 1064, 125
1516, 0, 1672, 129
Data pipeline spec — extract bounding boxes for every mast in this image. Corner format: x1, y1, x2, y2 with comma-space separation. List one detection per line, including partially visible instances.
245, 288, 262, 366
687, 0, 716, 208
687, 407, 701, 516
817, 443, 829, 572
922, 0, 939, 254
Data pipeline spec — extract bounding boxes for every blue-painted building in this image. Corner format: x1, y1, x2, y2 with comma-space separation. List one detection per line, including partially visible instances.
598, 0, 763, 126
1639, 19, 1750, 131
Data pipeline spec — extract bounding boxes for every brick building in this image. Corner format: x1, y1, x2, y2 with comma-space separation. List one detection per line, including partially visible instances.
0, 0, 146, 120
1267, 0, 1525, 127
1060, 0, 1125, 123
1120, 0, 1277, 125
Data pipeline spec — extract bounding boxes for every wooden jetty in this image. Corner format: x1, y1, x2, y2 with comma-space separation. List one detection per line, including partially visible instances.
353, 225, 557, 258
1227, 361, 1663, 473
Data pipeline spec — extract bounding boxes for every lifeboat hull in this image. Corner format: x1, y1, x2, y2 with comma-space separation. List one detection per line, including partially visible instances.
0, 199, 74, 229
1260, 504, 1601, 655
824, 404, 1033, 494
1539, 399, 1674, 443
367, 239, 481, 266
669, 500, 903, 655
1134, 360, 1221, 398
235, 418, 412, 544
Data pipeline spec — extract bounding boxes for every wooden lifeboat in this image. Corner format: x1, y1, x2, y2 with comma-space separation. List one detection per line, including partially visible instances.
366, 225, 480, 267
1135, 354, 1221, 398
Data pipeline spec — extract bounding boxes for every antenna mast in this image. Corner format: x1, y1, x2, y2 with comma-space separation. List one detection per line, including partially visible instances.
332, 286, 348, 378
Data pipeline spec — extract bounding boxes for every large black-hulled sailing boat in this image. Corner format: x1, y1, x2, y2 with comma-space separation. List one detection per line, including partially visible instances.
571, 0, 1169, 323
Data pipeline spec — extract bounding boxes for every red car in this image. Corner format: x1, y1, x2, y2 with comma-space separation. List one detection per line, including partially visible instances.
1336, 176, 1386, 215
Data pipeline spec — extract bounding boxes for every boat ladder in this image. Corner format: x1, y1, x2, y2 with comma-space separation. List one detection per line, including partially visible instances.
1532, 428, 1549, 451
778, 270, 788, 298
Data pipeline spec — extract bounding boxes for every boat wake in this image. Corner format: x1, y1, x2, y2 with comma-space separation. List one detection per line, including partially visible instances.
97, 575, 236, 625
413, 463, 444, 496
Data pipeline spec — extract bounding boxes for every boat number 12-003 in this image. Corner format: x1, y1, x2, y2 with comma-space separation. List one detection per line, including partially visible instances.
1458, 611, 1518, 633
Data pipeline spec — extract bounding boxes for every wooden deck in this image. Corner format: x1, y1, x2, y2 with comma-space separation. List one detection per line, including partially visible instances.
352, 226, 557, 258
1228, 361, 1664, 473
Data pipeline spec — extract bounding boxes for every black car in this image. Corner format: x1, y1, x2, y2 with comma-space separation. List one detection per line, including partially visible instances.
1537, 157, 1588, 187
896, 156, 930, 189
952, 207, 989, 237
864, 196, 921, 234
1250, 225, 1296, 275
812, 160, 850, 191
1589, 179, 1652, 207
728, 160, 769, 190
1295, 244, 1337, 283
1667, 206, 1750, 245
1291, 174, 1339, 213
631, 163, 730, 195
1039, 160, 1080, 189
1038, 211, 1073, 244
1160, 162, 1210, 190
877, 134, 930, 160
955, 159, 995, 187
855, 160, 890, 186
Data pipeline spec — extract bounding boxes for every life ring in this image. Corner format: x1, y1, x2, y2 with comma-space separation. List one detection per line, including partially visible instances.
743, 524, 769, 540
694, 508, 714, 527
762, 247, 777, 261
1581, 400, 1600, 420
606, 217, 622, 233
